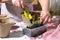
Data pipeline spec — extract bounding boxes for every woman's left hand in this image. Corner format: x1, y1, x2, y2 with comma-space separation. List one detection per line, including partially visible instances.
12, 0, 24, 8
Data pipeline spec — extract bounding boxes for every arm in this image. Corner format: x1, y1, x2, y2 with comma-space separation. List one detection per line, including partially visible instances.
39, 0, 52, 24
1, 0, 10, 3
39, 0, 49, 11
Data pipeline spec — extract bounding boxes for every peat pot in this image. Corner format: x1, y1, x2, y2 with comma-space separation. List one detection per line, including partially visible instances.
0, 14, 14, 38
21, 11, 47, 37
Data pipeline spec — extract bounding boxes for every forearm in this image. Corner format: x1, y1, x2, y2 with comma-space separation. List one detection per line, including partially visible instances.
39, 0, 49, 11
1, 0, 10, 3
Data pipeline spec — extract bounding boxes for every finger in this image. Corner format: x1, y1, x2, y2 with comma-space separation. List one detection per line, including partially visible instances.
21, 4, 24, 9
16, 1, 20, 8
48, 18, 51, 22
40, 14, 48, 24
21, 0, 24, 8
14, 2, 18, 7
19, 2, 22, 8
40, 15, 44, 24
48, 18, 52, 23
40, 16, 45, 24
40, 17, 42, 23
19, 0, 24, 8
43, 16, 49, 24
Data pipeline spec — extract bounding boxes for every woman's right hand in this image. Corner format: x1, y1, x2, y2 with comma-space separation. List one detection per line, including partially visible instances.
40, 11, 52, 24
12, 0, 24, 8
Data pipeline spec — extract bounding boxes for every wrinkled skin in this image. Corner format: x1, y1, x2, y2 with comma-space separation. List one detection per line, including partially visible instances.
40, 11, 52, 24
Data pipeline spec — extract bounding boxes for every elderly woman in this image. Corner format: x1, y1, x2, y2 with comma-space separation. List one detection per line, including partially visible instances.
1, 0, 60, 40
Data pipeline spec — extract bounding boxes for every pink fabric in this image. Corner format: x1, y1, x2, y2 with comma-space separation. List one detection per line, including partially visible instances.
43, 16, 60, 40
43, 24, 60, 40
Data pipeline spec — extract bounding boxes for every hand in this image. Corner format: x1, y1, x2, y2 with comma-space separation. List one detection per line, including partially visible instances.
40, 11, 52, 24
12, 0, 24, 8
